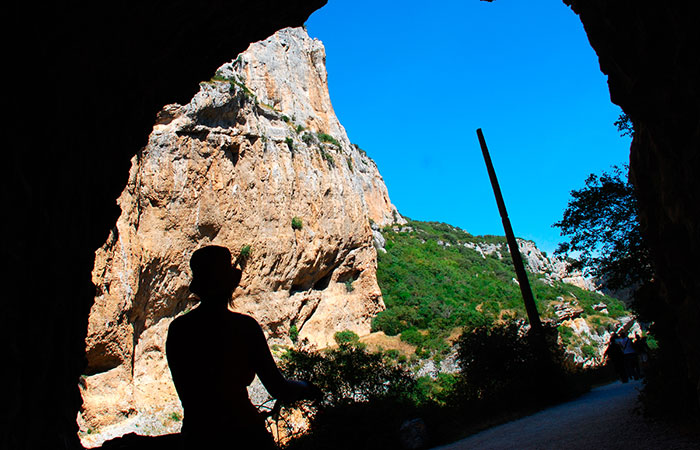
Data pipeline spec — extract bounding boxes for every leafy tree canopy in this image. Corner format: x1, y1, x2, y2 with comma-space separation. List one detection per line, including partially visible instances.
553, 165, 652, 290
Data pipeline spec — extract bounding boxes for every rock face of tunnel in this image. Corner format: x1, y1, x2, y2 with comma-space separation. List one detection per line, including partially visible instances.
79, 27, 401, 444
565, 0, 700, 405
7, 2, 326, 449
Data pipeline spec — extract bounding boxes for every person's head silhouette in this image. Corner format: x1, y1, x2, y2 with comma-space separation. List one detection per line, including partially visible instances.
188, 245, 242, 305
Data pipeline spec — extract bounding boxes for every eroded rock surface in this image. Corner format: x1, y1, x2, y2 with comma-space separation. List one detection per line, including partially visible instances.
80, 27, 400, 445
458, 238, 597, 291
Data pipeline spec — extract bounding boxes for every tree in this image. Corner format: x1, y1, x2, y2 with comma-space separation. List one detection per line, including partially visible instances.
614, 113, 634, 138
553, 165, 653, 290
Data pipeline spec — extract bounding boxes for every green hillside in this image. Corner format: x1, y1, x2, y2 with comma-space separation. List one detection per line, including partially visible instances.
372, 220, 628, 357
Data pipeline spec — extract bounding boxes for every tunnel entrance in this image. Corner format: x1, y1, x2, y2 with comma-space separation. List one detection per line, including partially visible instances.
45, 1, 692, 448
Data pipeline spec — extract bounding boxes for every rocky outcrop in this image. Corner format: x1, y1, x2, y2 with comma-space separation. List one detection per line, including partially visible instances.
79, 27, 400, 445
458, 238, 597, 291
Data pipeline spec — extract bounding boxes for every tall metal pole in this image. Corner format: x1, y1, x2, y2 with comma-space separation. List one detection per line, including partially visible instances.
476, 128, 542, 333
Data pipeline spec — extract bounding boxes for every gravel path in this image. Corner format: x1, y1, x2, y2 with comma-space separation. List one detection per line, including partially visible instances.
434, 380, 699, 450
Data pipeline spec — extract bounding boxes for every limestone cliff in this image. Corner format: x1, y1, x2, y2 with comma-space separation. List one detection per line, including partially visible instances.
79, 27, 400, 445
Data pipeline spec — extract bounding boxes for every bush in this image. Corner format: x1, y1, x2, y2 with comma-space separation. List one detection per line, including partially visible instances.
291, 216, 303, 230
281, 345, 415, 408
415, 373, 458, 407
454, 322, 581, 410
334, 330, 361, 347
384, 349, 400, 360
400, 327, 425, 346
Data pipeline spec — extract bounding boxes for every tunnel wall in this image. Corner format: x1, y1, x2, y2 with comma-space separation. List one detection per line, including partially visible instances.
5, 2, 325, 448
564, 0, 700, 404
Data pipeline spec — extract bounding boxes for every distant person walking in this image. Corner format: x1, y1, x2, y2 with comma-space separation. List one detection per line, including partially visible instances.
605, 332, 626, 382
616, 333, 640, 381
167, 245, 320, 449
633, 334, 650, 376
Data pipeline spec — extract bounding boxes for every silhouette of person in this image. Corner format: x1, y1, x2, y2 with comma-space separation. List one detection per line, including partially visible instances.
605, 332, 626, 382
167, 245, 319, 449
633, 334, 650, 376
616, 332, 639, 381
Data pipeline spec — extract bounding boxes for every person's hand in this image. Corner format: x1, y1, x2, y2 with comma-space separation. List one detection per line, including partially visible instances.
301, 380, 323, 401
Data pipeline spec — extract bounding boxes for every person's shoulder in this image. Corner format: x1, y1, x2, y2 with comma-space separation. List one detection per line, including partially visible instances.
166, 314, 190, 345
168, 313, 189, 331
229, 312, 261, 326
168, 309, 202, 332
228, 312, 265, 334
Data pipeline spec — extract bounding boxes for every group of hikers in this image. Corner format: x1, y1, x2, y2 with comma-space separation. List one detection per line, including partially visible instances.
604, 329, 650, 383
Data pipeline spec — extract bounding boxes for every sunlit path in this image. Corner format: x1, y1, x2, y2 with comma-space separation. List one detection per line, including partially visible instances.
434, 380, 699, 450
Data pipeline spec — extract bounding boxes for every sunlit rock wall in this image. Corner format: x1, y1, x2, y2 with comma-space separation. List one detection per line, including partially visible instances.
79, 27, 401, 445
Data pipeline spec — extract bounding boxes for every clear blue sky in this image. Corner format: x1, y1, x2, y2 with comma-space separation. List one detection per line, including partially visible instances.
306, 0, 631, 254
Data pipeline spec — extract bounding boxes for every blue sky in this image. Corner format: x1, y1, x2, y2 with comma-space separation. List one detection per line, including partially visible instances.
306, 0, 631, 254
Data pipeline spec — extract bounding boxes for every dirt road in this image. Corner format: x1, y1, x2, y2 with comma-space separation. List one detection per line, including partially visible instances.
434, 380, 699, 449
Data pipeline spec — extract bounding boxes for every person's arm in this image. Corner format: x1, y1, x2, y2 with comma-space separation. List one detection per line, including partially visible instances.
247, 318, 318, 402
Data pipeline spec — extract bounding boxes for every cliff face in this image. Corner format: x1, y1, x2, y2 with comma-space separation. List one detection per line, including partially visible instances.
79, 27, 400, 445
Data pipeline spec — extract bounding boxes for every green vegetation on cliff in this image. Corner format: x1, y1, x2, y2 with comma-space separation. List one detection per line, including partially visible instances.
372, 220, 627, 354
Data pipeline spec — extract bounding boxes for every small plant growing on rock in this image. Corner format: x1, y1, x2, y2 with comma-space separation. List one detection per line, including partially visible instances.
301, 132, 315, 146
291, 216, 303, 230
239, 245, 251, 258
290, 324, 299, 343
210, 72, 255, 99
296, 124, 305, 134
317, 132, 340, 147
345, 279, 355, 293
320, 149, 335, 166
169, 412, 182, 422
285, 137, 294, 152
352, 142, 368, 157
